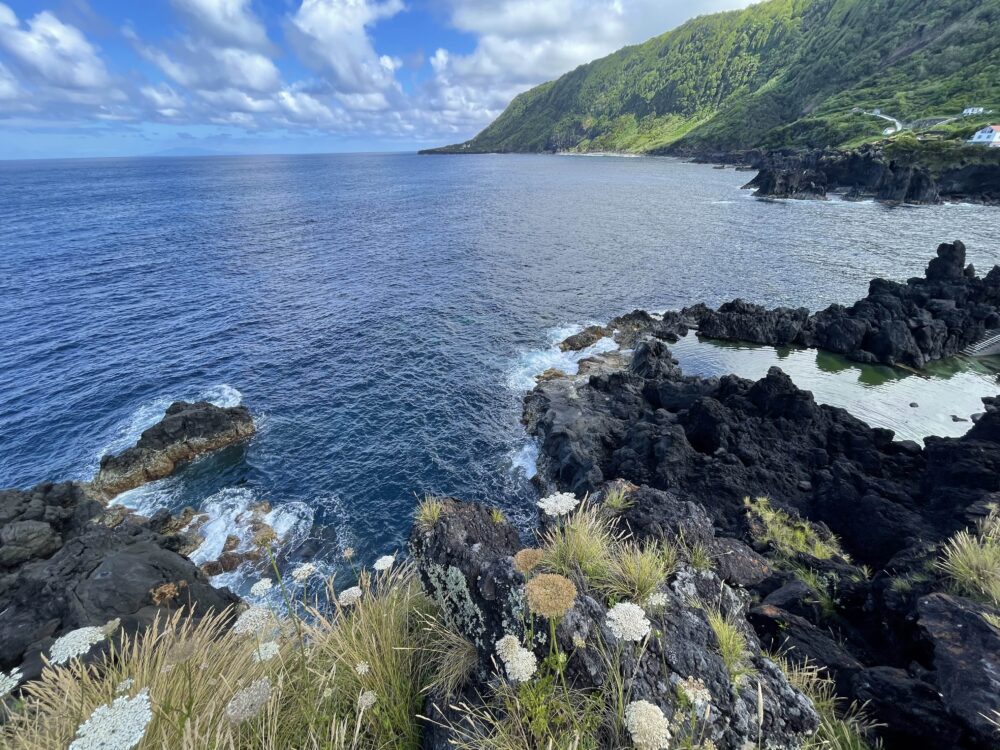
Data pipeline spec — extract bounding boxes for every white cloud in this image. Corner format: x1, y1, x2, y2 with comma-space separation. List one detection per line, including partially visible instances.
128, 29, 281, 93
171, 0, 270, 51
0, 3, 113, 91
0, 59, 22, 100
288, 0, 404, 95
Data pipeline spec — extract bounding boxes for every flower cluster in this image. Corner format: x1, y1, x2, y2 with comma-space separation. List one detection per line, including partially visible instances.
0, 667, 22, 699
513, 547, 545, 574
355, 661, 371, 676
233, 606, 275, 637
678, 675, 712, 708
291, 562, 318, 583
249, 578, 273, 597
226, 678, 272, 723
373, 554, 395, 572
537, 492, 580, 518
69, 689, 152, 750
252, 640, 280, 663
49, 626, 108, 665
358, 690, 377, 711
494, 635, 537, 683
625, 700, 672, 750
525, 573, 577, 619
606, 602, 651, 642
646, 592, 669, 611
338, 586, 363, 606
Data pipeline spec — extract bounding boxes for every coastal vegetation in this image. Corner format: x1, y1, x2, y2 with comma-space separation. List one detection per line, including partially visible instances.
426, 0, 1000, 155
1, 497, 884, 750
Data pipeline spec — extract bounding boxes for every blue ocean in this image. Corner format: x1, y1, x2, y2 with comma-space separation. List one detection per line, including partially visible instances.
1, 153, 997, 592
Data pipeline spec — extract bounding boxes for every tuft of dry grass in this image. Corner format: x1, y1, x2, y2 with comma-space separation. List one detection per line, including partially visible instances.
541, 505, 623, 587
414, 497, 445, 533
936, 510, 1000, 607
1, 563, 449, 750
776, 656, 883, 750
594, 541, 676, 603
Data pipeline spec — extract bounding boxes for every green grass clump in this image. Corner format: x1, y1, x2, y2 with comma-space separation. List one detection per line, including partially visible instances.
706, 609, 755, 686
746, 496, 844, 561
600, 485, 634, 515
541, 505, 623, 588
936, 510, 1000, 607
789, 565, 839, 620
489, 507, 507, 525
595, 541, 677, 603
414, 497, 445, 532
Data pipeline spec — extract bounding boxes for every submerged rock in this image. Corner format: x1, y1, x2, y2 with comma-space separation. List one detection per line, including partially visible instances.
91, 400, 255, 498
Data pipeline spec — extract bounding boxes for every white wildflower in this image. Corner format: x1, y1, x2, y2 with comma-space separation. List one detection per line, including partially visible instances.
1, 667, 22, 698
322, 688, 333, 699
226, 678, 272, 723
338, 586, 363, 606
494, 634, 521, 662
373, 554, 395, 572
291, 562, 318, 583
355, 661, 370, 676
358, 690, 377, 711
625, 699, 672, 750
69, 688, 152, 750
503, 647, 538, 682
50, 626, 107, 665
233, 606, 274, 637
253, 640, 280, 663
646, 592, 668, 610
606, 602, 651, 642
115, 678, 134, 694
249, 578, 273, 597
494, 635, 536, 682
537, 492, 579, 518
678, 676, 712, 708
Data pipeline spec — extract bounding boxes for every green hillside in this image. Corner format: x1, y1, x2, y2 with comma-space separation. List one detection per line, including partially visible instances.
425, 0, 1000, 155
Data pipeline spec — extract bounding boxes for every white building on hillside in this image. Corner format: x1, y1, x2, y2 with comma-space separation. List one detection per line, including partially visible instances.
968, 125, 1000, 147
963, 107, 986, 116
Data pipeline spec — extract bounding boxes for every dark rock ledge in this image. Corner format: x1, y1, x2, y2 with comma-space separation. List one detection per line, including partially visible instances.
1, 401, 254, 682
91, 400, 255, 499
519, 247, 1000, 748
688, 241, 1000, 369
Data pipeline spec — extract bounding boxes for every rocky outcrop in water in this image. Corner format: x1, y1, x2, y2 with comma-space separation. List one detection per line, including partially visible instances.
0, 481, 239, 682
689, 241, 1000, 368
740, 143, 1000, 205
91, 400, 255, 498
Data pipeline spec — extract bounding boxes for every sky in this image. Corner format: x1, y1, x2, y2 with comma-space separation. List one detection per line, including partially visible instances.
0, 0, 754, 159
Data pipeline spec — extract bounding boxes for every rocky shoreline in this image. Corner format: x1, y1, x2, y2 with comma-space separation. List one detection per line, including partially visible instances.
1, 401, 255, 682
3, 247, 999, 748
695, 142, 1000, 206
516, 245, 1000, 748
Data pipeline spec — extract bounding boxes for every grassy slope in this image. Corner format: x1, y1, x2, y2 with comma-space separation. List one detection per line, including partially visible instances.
431, 0, 1000, 154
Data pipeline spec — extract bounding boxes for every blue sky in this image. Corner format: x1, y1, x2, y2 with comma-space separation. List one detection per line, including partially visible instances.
0, 0, 753, 159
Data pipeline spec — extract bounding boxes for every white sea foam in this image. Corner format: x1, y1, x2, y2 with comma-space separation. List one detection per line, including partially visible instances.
507, 328, 618, 393
187, 487, 314, 567
510, 440, 539, 479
